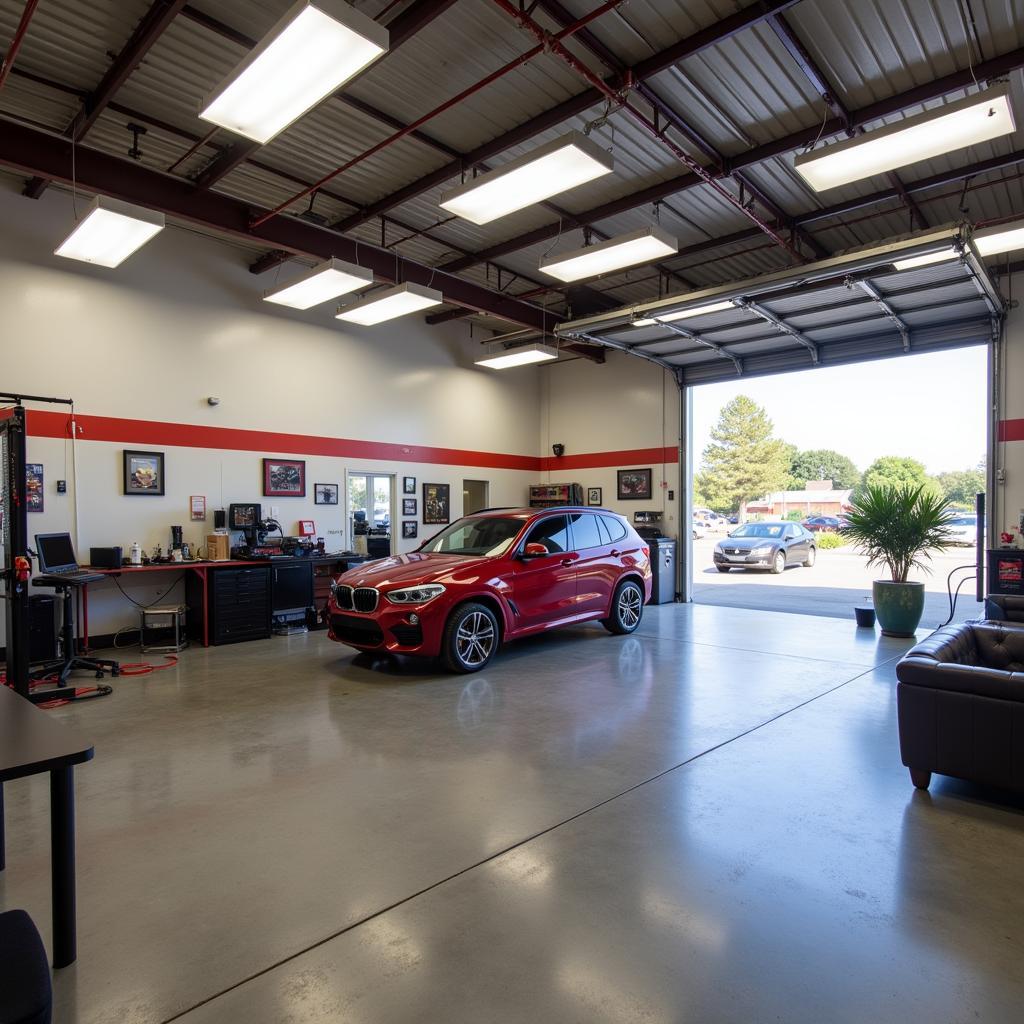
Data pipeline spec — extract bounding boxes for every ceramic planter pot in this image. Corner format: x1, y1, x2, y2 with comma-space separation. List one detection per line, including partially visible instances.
872, 580, 925, 637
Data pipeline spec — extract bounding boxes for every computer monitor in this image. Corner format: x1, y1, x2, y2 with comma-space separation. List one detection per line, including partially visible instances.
229, 503, 261, 530
36, 533, 79, 573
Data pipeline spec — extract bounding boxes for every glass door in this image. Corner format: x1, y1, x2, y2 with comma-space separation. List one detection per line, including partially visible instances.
348, 473, 393, 557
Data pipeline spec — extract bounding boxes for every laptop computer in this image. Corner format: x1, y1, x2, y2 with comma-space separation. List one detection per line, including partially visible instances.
35, 533, 103, 582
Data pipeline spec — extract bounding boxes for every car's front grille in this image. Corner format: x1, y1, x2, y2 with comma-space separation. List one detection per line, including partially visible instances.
390, 623, 423, 647
335, 585, 354, 611
353, 587, 378, 613
331, 614, 384, 647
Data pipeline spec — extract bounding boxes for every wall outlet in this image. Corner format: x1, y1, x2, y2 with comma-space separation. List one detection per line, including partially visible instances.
270, 505, 280, 518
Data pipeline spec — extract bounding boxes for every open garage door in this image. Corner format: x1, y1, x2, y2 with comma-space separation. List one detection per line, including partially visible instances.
555, 226, 1004, 611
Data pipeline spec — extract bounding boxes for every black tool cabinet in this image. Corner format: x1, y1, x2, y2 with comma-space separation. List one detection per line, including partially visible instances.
187, 565, 271, 645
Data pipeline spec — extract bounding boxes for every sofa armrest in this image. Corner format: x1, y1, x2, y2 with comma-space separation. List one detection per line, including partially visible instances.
896, 658, 1024, 702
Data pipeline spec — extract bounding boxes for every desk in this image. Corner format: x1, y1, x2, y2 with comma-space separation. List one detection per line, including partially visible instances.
0, 684, 94, 968
79, 560, 268, 649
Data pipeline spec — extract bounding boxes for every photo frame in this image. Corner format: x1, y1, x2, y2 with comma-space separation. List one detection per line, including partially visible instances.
315, 483, 339, 505
299, 520, 316, 536
403, 476, 416, 494
617, 468, 652, 501
190, 495, 206, 521
422, 483, 450, 525
587, 486, 602, 507
402, 521, 418, 539
263, 458, 305, 497
402, 497, 417, 516
123, 450, 165, 496
26, 463, 43, 512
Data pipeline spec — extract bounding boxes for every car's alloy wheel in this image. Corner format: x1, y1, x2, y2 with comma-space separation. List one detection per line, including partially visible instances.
443, 603, 498, 673
804, 546, 816, 567
771, 550, 786, 574
603, 580, 644, 635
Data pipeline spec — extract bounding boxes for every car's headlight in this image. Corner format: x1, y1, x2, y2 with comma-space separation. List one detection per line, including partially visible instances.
751, 545, 772, 555
385, 583, 446, 605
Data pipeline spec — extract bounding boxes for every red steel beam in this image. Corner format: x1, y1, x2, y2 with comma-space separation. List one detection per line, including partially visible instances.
192, 0, 461, 191
331, 0, 802, 234
0, 0, 41, 92
23, 0, 188, 199
0, 120, 553, 330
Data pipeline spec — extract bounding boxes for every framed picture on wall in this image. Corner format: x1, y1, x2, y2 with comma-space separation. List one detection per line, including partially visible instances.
315, 483, 339, 505
403, 476, 416, 494
617, 468, 652, 500
26, 463, 43, 512
423, 483, 450, 525
263, 458, 305, 497
402, 497, 417, 516
587, 486, 602, 507
123, 450, 165, 495
190, 495, 206, 521
402, 521, 418, 539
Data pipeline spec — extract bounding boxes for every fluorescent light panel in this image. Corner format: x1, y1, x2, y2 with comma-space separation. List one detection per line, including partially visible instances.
891, 248, 958, 271
974, 220, 1024, 257
632, 299, 735, 327
794, 85, 1016, 191
263, 258, 373, 308
336, 282, 442, 325
440, 132, 614, 225
475, 343, 558, 369
54, 195, 164, 268
199, 1, 388, 144
539, 226, 678, 283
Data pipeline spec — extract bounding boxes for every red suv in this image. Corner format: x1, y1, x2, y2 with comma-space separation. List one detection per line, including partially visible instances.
327, 507, 653, 672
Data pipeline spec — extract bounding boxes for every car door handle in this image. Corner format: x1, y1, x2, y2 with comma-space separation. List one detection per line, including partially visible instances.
610, 549, 621, 557
561, 556, 578, 567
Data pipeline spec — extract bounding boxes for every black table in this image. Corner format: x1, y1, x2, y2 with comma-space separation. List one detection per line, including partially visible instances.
0, 684, 94, 968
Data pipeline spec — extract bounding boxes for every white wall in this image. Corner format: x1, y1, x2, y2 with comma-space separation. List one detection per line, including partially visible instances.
539, 352, 681, 535
996, 270, 1024, 538
1, 179, 542, 636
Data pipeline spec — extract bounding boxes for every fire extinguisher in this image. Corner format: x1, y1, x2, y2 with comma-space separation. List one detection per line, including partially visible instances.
14, 555, 31, 590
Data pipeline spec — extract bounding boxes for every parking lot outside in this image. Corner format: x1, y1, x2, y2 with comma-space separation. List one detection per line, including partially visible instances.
690, 526, 982, 628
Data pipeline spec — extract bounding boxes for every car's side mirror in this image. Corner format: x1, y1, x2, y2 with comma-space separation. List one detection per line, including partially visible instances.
520, 542, 550, 559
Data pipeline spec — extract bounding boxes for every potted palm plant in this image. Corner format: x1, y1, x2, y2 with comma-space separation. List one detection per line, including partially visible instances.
842, 483, 954, 637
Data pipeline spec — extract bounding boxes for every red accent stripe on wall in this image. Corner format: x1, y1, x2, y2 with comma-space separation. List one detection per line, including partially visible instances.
23, 410, 679, 472
999, 419, 1024, 442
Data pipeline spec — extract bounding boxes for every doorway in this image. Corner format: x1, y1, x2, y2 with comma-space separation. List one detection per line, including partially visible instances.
348, 473, 393, 558
463, 479, 489, 515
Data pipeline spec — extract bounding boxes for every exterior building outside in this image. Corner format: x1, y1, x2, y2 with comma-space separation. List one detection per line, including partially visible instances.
747, 480, 853, 518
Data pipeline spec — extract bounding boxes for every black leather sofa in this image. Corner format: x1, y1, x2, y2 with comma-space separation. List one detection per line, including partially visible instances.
895, 621, 1024, 792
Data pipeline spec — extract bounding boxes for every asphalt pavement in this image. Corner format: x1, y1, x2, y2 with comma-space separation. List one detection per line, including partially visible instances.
689, 531, 983, 628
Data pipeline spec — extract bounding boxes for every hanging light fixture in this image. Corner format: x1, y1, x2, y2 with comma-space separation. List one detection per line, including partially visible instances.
475, 343, 559, 369
794, 85, 1016, 192
263, 258, 373, 309
632, 299, 735, 327
336, 282, 443, 325
199, 1, 389, 144
973, 219, 1024, 257
539, 227, 678, 283
440, 132, 614, 225
891, 248, 959, 271
54, 195, 164, 268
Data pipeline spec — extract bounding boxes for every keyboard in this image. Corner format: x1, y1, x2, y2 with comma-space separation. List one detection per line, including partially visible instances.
35, 570, 105, 585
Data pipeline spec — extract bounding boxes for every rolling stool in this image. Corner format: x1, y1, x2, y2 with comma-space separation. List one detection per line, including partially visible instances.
0, 910, 52, 1024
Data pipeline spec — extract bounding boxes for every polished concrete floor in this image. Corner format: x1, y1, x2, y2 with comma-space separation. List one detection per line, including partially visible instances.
2, 604, 1023, 1023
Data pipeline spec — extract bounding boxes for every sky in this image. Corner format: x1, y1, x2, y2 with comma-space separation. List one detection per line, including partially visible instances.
691, 346, 987, 477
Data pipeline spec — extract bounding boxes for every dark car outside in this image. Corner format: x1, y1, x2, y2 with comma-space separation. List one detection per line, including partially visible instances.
326, 507, 653, 673
802, 515, 846, 532
713, 521, 816, 574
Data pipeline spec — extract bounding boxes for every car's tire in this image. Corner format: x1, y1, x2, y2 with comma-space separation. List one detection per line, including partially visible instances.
441, 602, 499, 673
716, 565, 731, 573
692, 530, 698, 539
804, 546, 816, 568
602, 579, 645, 635
770, 549, 786, 574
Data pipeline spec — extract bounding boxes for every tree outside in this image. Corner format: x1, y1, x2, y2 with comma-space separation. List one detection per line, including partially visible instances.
695, 396, 790, 517
936, 461, 986, 508
787, 448, 860, 490
854, 456, 942, 501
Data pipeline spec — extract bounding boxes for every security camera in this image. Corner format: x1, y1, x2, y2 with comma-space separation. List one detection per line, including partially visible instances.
552, 443, 565, 457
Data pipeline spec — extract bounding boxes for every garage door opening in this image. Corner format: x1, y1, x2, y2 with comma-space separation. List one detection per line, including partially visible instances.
689, 346, 989, 626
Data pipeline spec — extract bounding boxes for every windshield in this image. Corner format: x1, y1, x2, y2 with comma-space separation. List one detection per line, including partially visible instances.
730, 523, 786, 539
420, 516, 524, 557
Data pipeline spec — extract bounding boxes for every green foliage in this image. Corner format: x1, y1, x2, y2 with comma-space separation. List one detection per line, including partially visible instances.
695, 396, 790, 515
843, 483, 954, 583
816, 532, 847, 549
936, 467, 986, 508
784, 510, 805, 521
854, 456, 941, 503
786, 448, 860, 490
